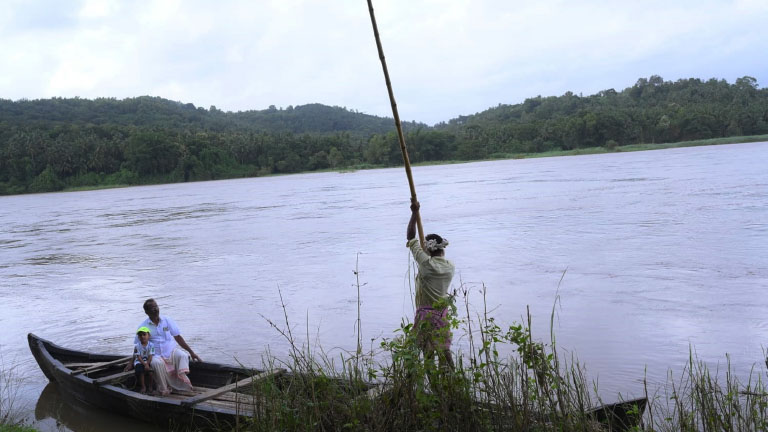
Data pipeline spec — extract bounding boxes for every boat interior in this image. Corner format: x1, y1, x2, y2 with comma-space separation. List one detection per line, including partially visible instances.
58, 349, 286, 414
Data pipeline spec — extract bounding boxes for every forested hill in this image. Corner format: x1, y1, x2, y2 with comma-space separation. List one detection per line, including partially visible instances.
0, 96, 416, 135
2, 75, 767, 195
435, 76, 768, 154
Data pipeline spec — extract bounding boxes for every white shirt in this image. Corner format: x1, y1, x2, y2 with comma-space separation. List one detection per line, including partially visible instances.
135, 315, 181, 358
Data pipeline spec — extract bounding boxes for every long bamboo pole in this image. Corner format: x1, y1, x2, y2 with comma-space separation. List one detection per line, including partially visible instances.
366, 0, 425, 248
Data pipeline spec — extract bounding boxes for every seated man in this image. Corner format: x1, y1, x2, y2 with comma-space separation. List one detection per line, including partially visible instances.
136, 298, 201, 395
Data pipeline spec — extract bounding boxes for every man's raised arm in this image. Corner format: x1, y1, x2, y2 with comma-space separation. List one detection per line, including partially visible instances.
407, 199, 420, 241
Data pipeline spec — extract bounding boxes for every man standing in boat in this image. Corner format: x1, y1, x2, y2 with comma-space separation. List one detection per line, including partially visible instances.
406, 199, 455, 370
137, 298, 201, 395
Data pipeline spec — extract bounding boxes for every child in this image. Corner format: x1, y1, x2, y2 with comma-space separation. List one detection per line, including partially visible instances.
132, 326, 156, 393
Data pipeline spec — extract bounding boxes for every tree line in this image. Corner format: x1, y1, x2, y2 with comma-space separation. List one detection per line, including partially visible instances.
1, 75, 767, 195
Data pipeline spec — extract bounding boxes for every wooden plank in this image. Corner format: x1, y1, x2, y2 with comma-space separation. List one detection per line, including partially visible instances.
213, 391, 259, 404
181, 369, 284, 407
171, 389, 199, 397
167, 392, 259, 409
193, 397, 258, 415
210, 390, 260, 405
169, 388, 260, 405
180, 387, 262, 404
70, 356, 133, 375
64, 362, 100, 368
93, 370, 134, 385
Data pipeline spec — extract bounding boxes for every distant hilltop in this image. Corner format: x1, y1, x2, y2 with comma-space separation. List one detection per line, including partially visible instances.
1, 75, 767, 195
0, 97, 426, 136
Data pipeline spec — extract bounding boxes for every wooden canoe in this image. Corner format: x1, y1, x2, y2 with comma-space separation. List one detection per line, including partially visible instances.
27, 333, 316, 429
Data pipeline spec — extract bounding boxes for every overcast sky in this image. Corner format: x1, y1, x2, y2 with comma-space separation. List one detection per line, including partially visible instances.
2, 0, 767, 125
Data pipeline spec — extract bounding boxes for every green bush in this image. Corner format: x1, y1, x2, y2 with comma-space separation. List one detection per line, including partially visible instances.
104, 168, 139, 186
66, 172, 104, 187
27, 166, 64, 193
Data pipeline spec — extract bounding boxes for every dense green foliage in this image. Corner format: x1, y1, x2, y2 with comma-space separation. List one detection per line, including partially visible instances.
0, 425, 37, 432
435, 75, 768, 155
1, 75, 767, 195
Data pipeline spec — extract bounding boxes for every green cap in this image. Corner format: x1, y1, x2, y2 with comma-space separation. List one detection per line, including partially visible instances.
136, 326, 151, 335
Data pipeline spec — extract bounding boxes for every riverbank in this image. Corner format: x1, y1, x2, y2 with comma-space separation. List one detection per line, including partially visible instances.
1, 134, 764, 196
61, 134, 768, 190
419, 133, 768, 164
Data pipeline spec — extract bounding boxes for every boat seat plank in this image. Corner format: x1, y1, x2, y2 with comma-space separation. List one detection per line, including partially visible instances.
176, 387, 261, 404
181, 368, 284, 406
167, 391, 260, 406
70, 356, 133, 375
194, 398, 258, 414
211, 391, 261, 404
64, 362, 100, 368
93, 370, 134, 385
172, 389, 200, 397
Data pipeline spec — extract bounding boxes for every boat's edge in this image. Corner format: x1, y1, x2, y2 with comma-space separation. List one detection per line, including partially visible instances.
28, 333, 64, 382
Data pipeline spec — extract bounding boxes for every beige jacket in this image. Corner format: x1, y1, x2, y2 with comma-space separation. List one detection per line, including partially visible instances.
407, 238, 455, 308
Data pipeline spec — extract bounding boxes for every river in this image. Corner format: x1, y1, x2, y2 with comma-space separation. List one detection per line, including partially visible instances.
1, 142, 767, 430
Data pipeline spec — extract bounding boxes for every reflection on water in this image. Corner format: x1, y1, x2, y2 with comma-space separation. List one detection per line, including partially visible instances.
0, 142, 766, 430
34, 383, 164, 432
25, 254, 102, 266
103, 203, 234, 228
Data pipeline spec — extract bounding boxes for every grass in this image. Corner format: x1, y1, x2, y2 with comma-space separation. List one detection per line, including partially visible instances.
488, 134, 768, 161
617, 134, 768, 152
62, 184, 132, 193
215, 277, 768, 432
0, 356, 31, 432
0, 424, 37, 432
235, 284, 610, 432
0, 425, 37, 432
643, 351, 768, 432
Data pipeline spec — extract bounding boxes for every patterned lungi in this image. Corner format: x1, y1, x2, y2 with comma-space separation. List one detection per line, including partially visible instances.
414, 306, 452, 350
